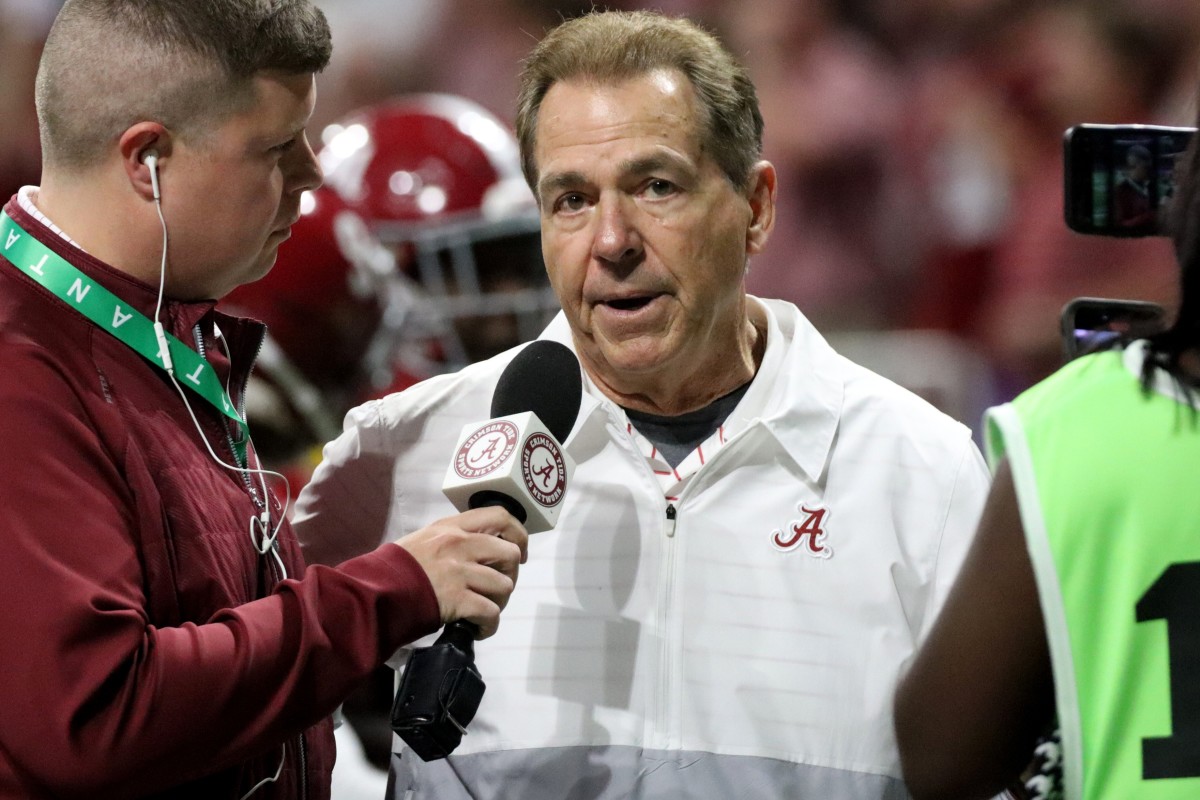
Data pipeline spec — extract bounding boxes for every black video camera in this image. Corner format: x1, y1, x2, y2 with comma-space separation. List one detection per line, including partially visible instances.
1057, 124, 1181, 360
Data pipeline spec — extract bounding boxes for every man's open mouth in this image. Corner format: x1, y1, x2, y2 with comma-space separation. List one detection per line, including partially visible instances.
604, 295, 655, 311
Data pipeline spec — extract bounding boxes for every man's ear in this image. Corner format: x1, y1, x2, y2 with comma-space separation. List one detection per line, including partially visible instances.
745, 160, 776, 256
118, 123, 170, 201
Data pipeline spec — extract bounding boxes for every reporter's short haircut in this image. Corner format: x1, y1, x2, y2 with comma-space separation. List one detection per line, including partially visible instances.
36, 0, 332, 169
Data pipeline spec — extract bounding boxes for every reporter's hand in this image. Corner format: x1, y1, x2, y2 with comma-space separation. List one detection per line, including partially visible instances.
393, 506, 528, 639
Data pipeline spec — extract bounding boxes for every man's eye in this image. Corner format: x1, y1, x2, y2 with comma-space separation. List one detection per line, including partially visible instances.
646, 179, 676, 198
271, 138, 298, 154
555, 193, 587, 213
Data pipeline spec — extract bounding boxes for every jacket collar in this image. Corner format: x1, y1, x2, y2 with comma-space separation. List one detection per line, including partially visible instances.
537, 296, 843, 482
745, 297, 842, 482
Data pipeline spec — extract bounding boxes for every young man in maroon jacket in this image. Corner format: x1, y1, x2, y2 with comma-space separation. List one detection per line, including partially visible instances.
0, 2, 527, 797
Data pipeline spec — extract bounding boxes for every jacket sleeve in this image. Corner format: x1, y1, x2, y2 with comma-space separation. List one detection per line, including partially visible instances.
294, 400, 399, 567
918, 432, 992, 642
0, 349, 440, 797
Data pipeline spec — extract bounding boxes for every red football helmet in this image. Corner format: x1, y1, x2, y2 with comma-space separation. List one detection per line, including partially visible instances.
318, 93, 558, 371
222, 186, 445, 466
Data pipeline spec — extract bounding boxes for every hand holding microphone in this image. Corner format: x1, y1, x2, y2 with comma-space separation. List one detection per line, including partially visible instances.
393, 505, 528, 638
392, 340, 582, 762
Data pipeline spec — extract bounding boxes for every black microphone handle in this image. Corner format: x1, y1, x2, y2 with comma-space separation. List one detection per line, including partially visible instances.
440, 619, 480, 647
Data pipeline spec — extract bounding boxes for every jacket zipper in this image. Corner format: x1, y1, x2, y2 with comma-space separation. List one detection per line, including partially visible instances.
651, 438, 744, 749
621, 412, 742, 750
192, 325, 264, 513
659, 502, 679, 749
297, 732, 308, 800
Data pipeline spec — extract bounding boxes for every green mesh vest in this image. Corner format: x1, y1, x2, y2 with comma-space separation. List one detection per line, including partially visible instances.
985, 343, 1200, 800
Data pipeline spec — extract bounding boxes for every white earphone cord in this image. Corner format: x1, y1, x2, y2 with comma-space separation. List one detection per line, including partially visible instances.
147, 156, 292, 577
146, 154, 293, 799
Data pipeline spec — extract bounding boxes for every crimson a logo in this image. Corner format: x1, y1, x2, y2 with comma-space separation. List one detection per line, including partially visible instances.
771, 504, 832, 558
454, 420, 519, 479
521, 433, 566, 507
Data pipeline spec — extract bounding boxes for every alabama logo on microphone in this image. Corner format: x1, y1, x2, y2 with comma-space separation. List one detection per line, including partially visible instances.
522, 433, 567, 506
454, 420, 519, 479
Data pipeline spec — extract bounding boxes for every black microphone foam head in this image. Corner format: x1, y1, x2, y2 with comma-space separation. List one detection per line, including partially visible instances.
491, 340, 582, 443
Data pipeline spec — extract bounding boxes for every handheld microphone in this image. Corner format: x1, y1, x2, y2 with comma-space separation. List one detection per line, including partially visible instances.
391, 340, 582, 762
443, 339, 581, 533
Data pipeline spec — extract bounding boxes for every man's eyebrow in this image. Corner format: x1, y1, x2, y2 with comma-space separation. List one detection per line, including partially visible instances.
538, 154, 693, 198
619, 153, 689, 177
252, 124, 305, 149
537, 170, 587, 199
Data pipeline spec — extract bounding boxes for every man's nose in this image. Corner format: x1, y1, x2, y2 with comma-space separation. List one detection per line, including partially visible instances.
591, 194, 642, 266
287, 133, 323, 194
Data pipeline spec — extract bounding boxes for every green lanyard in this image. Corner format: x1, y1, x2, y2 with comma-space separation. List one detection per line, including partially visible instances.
1, 210, 250, 467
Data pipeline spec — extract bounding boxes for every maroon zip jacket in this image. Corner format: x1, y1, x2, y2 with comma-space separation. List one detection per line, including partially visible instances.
0, 197, 441, 798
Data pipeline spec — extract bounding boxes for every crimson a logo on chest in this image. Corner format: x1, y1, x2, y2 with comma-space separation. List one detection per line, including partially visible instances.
770, 502, 833, 558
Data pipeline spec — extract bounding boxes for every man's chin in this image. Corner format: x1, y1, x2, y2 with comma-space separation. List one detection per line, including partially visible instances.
591, 338, 675, 377
218, 249, 281, 299
253, 244, 284, 279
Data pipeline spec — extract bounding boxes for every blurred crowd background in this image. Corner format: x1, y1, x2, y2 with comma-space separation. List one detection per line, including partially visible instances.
2, 0, 1196, 437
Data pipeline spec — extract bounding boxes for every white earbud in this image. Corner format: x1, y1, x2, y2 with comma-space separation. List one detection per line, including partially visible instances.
142, 149, 161, 201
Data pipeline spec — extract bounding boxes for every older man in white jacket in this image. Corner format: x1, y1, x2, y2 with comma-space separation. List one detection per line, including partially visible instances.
294, 9, 990, 799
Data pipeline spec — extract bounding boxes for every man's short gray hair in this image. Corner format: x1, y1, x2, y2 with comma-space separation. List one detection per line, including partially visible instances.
515, 10, 763, 193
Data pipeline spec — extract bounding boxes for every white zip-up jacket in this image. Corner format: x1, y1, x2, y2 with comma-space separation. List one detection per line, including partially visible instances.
294, 297, 990, 799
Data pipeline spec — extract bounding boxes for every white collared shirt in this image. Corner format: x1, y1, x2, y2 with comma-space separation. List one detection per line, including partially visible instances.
295, 297, 990, 797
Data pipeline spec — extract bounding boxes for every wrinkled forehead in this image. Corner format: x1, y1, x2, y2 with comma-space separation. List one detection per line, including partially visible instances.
533, 70, 707, 166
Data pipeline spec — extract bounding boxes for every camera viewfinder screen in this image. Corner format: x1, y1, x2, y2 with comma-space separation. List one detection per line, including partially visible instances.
1085, 130, 1192, 236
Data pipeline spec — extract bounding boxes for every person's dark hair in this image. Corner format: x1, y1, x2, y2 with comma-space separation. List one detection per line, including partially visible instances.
1143, 118, 1200, 391
514, 9, 763, 194
36, 0, 332, 169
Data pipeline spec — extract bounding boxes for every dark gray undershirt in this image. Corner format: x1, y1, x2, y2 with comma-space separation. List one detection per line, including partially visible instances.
623, 381, 753, 468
